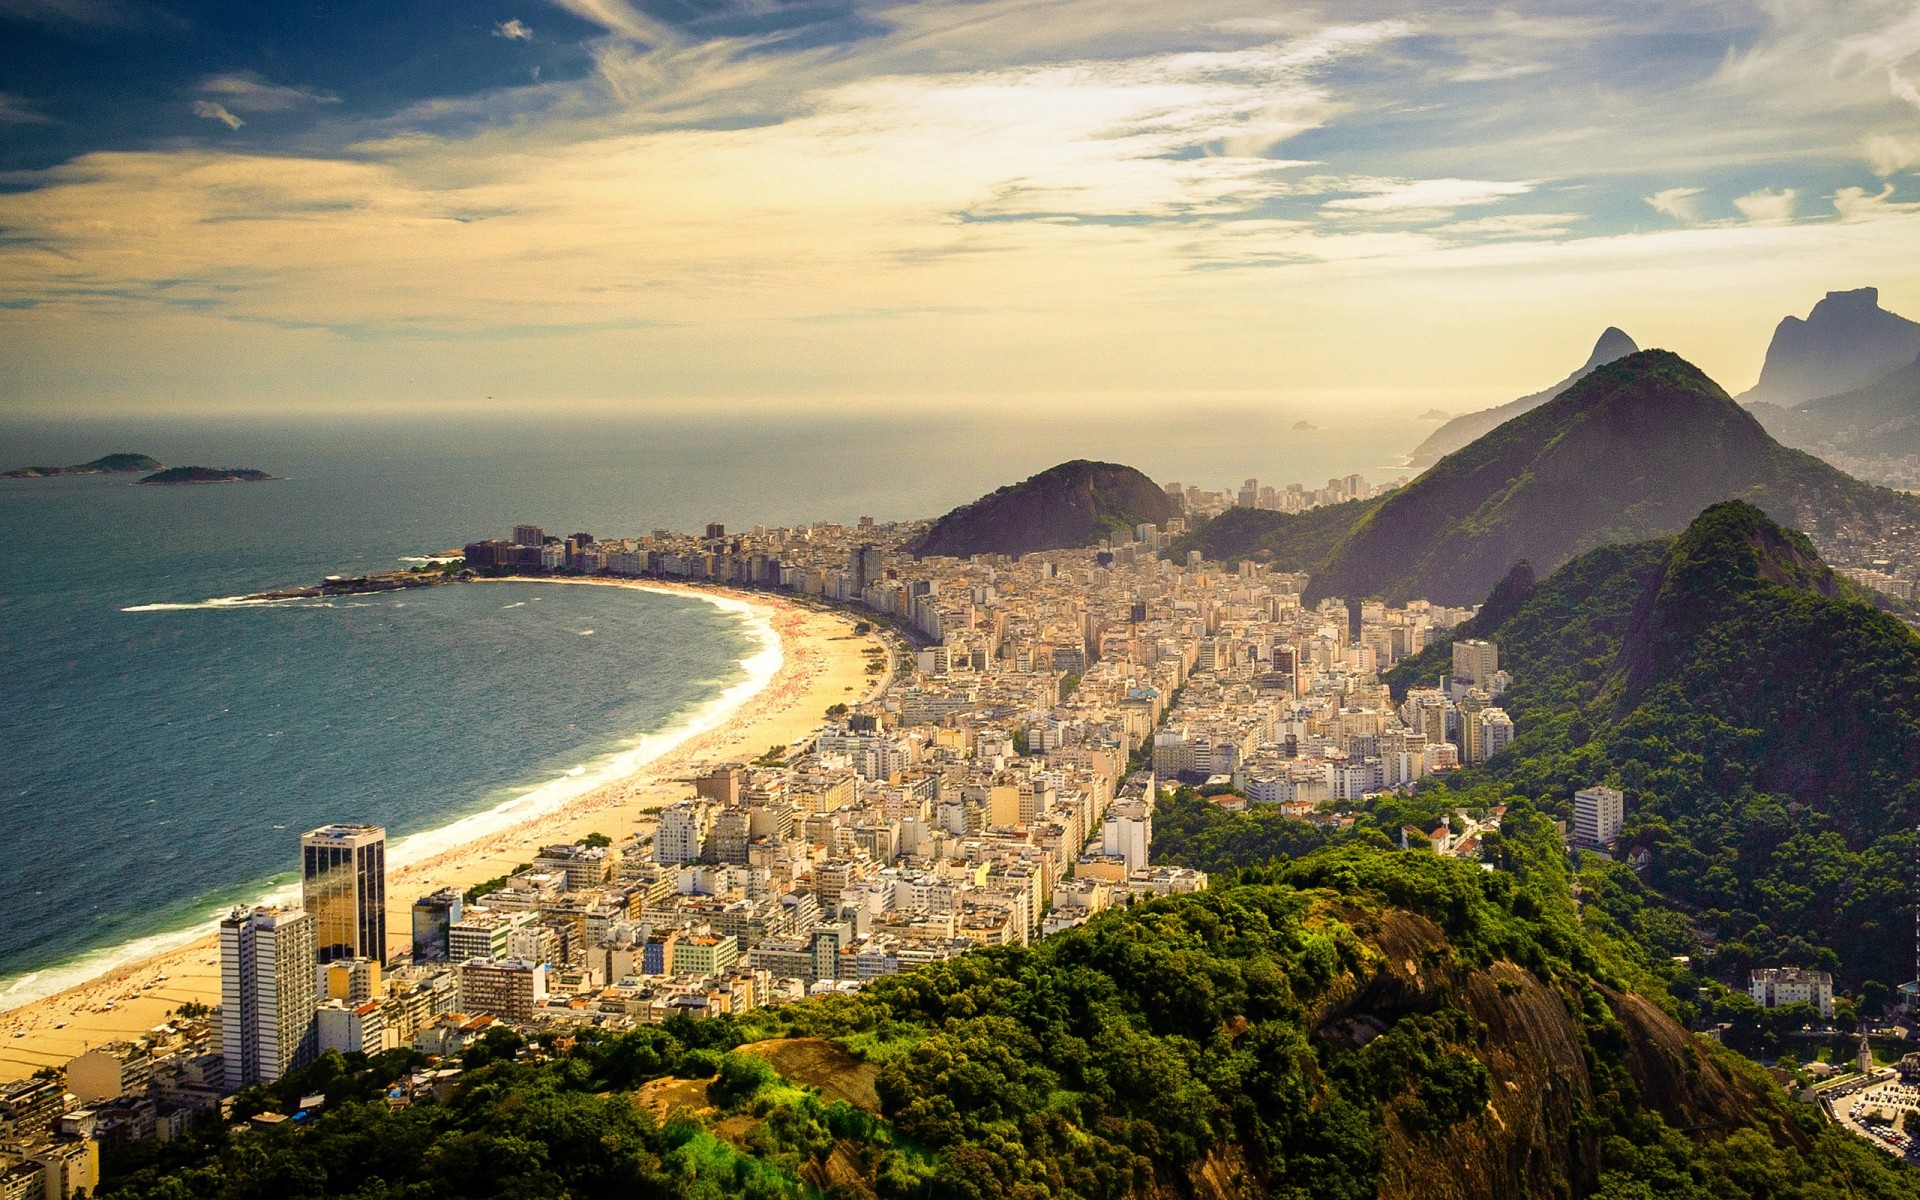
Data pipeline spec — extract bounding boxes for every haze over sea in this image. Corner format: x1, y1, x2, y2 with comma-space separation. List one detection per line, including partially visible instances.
0, 402, 1421, 1006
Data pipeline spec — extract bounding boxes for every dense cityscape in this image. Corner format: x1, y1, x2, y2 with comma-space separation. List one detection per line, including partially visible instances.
9, 458, 1918, 1199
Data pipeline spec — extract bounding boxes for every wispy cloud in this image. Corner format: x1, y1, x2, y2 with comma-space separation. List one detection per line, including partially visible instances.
1645, 186, 1703, 222
0, 92, 53, 125
198, 71, 339, 113
1324, 177, 1533, 216
1893, 67, 1920, 112
1864, 132, 1920, 175
189, 101, 245, 130
6, 0, 1920, 412
1733, 187, 1796, 224
0, 0, 134, 28
546, 0, 675, 45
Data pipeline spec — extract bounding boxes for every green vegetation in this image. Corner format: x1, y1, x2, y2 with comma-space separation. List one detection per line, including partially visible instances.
908, 460, 1175, 559
462, 862, 531, 905
95, 825, 1920, 1200
1165, 497, 1379, 572
1387, 501, 1920, 987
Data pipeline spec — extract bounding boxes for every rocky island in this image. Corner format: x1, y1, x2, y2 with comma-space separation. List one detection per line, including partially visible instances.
136, 465, 276, 485
2, 452, 160, 479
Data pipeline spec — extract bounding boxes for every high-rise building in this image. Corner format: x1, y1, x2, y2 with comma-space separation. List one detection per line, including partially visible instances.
1468, 707, 1513, 764
512, 524, 544, 548
850, 544, 884, 595
301, 824, 388, 965
220, 907, 318, 1087
1572, 786, 1625, 849
1452, 639, 1498, 689
411, 888, 463, 962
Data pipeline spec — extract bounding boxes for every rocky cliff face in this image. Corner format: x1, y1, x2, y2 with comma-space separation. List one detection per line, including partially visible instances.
908, 459, 1175, 559
1749, 349, 1920, 464
1736, 287, 1920, 406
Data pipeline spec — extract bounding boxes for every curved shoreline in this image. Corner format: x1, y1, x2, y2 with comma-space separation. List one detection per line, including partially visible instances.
0, 580, 880, 1077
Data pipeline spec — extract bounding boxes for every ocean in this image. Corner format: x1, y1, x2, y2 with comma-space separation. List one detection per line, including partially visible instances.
0, 402, 1429, 1005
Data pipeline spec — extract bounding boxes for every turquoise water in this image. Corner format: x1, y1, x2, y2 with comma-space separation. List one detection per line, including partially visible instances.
0, 407, 1422, 1002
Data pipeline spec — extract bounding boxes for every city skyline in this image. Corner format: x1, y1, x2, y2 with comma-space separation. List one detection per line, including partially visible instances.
2, 0, 1919, 414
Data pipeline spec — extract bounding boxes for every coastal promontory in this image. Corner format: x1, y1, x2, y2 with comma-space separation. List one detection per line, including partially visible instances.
136, 466, 276, 485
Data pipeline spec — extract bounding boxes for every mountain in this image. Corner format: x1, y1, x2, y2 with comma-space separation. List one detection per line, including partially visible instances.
1385, 501, 1920, 985
1736, 287, 1920, 406
2, 452, 159, 479
96, 839, 1918, 1200
1749, 349, 1920, 463
908, 459, 1175, 559
1405, 327, 1638, 468
1304, 349, 1909, 606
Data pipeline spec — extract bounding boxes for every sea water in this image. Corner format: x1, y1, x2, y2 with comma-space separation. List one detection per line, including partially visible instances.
0, 404, 1427, 1005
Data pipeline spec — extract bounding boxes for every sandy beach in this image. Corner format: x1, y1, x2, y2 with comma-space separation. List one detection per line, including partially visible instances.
0, 579, 885, 1082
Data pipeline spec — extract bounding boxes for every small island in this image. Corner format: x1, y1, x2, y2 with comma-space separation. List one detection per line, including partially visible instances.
136, 466, 276, 486
1416, 407, 1451, 420
3, 452, 160, 479
1291, 419, 1317, 431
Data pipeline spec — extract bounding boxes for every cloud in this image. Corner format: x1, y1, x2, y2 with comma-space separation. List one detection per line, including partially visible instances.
0, 92, 52, 125
1864, 132, 1920, 176
1323, 177, 1533, 216
1436, 212, 1579, 237
495, 18, 534, 41
1645, 186, 1704, 222
1733, 187, 1796, 224
190, 101, 245, 130
1447, 62, 1550, 83
0, 0, 133, 28
546, 0, 675, 45
198, 72, 339, 113
11, 0, 1920, 413
1894, 68, 1920, 112
1832, 183, 1915, 221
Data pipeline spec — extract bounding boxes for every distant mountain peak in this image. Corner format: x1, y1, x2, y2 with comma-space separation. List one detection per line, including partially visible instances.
1583, 327, 1639, 370
1737, 286, 1920, 405
1821, 285, 1879, 307
1306, 348, 1908, 606
1405, 326, 1639, 468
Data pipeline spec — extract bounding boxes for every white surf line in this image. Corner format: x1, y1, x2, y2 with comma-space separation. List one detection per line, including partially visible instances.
3, 578, 784, 1015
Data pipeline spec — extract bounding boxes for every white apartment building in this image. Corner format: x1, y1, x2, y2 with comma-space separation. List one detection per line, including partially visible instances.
655, 801, 712, 865
1452, 639, 1498, 689
220, 907, 317, 1087
1749, 967, 1835, 1018
1572, 786, 1625, 849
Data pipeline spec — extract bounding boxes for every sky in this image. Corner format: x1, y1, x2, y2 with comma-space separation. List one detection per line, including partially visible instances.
2, 0, 1920, 416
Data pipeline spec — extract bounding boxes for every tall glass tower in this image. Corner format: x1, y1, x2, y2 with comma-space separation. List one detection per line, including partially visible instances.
300, 823, 388, 965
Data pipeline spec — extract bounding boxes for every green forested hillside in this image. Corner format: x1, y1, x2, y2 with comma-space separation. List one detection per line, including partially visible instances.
908, 461, 1176, 559
1385, 501, 1920, 986
96, 827, 1916, 1200
1165, 498, 1380, 571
